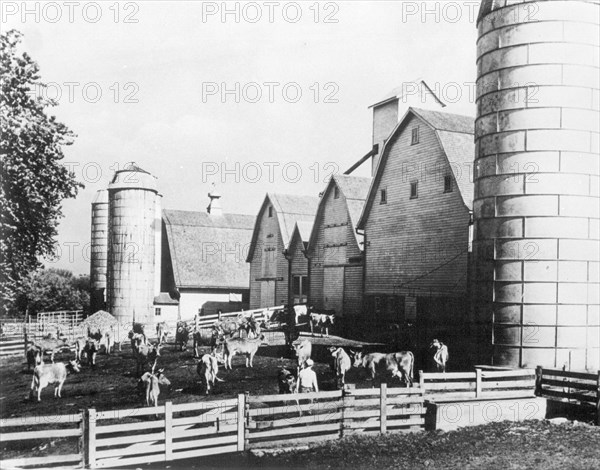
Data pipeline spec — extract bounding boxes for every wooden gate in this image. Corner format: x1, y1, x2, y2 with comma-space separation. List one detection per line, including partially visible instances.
324, 267, 344, 313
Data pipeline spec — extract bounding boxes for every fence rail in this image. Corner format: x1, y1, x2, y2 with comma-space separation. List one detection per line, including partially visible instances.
536, 367, 600, 424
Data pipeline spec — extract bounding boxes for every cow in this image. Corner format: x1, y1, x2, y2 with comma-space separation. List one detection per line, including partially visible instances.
309, 311, 335, 337
193, 328, 222, 358
83, 339, 100, 366
239, 315, 261, 339
294, 340, 312, 369
156, 322, 170, 346
30, 360, 81, 402
350, 351, 389, 384
26, 345, 42, 371
386, 351, 414, 387
32, 337, 71, 363
88, 328, 114, 355
431, 339, 449, 373
277, 368, 297, 394
139, 369, 170, 407
223, 334, 267, 370
197, 354, 224, 394
129, 332, 147, 354
72, 337, 87, 362
329, 346, 351, 387
175, 321, 190, 351
134, 341, 161, 377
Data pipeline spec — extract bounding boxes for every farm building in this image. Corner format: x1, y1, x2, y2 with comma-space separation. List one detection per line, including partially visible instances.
305, 175, 372, 318
285, 221, 314, 305
246, 193, 319, 309
356, 107, 475, 345
90, 166, 255, 324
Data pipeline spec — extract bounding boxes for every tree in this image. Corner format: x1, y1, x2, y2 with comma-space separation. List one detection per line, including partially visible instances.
15, 268, 90, 315
0, 30, 83, 314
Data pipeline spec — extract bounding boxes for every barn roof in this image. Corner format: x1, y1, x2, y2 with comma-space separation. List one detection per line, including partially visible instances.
357, 107, 475, 230
308, 175, 372, 254
368, 78, 446, 109
288, 220, 314, 256
246, 193, 319, 262
163, 209, 255, 289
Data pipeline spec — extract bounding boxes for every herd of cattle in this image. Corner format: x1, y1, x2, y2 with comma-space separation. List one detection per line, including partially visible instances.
23, 307, 449, 407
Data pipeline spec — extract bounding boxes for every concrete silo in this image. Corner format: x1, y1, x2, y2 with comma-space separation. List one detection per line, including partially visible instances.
90, 189, 108, 312
106, 164, 160, 324
473, 0, 599, 369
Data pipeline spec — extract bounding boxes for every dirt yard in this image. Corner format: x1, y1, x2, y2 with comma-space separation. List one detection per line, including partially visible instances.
0, 332, 387, 420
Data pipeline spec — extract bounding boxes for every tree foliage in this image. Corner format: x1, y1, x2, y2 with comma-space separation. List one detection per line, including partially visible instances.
0, 30, 83, 314
16, 268, 90, 315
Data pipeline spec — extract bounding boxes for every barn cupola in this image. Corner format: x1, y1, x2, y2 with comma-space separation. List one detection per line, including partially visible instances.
206, 184, 223, 216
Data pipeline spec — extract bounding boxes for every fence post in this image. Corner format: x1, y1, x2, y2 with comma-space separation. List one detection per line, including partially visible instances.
237, 394, 246, 451
419, 370, 425, 393
244, 391, 250, 449
87, 408, 96, 469
475, 368, 482, 398
535, 366, 543, 396
79, 409, 86, 468
596, 370, 600, 426
23, 325, 28, 358
165, 401, 173, 461
380, 383, 387, 434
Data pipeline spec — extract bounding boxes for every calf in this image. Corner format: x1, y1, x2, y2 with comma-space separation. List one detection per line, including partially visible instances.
309, 312, 335, 337
223, 334, 267, 370
139, 369, 170, 407
193, 328, 221, 358
277, 368, 297, 394
26, 345, 42, 371
431, 339, 449, 373
134, 341, 161, 377
197, 354, 223, 394
294, 340, 312, 369
386, 351, 414, 387
72, 337, 87, 362
156, 322, 170, 346
32, 338, 71, 363
30, 360, 80, 402
329, 347, 351, 386
175, 322, 190, 351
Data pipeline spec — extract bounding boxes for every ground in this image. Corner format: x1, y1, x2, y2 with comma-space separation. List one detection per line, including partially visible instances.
0, 331, 384, 420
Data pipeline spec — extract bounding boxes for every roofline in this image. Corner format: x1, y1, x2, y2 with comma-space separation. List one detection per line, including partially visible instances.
357, 107, 473, 230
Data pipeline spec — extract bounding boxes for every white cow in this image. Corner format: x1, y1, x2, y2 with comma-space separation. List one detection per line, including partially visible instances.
30, 361, 81, 401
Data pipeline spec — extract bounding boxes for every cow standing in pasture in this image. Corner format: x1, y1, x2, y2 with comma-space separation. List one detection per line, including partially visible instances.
132, 335, 161, 377
351, 350, 414, 387
83, 339, 100, 366
30, 360, 81, 402
175, 322, 190, 351
329, 346, 351, 387
351, 351, 388, 383
156, 322, 170, 346
139, 369, 170, 407
431, 339, 449, 373
223, 334, 267, 369
193, 328, 222, 358
294, 340, 312, 369
309, 311, 335, 337
197, 354, 223, 394
32, 337, 71, 363
26, 345, 42, 371
72, 337, 87, 362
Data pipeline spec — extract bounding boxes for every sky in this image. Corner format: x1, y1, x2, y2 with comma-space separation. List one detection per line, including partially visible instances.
3, 0, 480, 275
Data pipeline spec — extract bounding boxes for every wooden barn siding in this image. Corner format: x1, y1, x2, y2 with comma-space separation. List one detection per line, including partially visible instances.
248, 204, 283, 309
364, 114, 471, 298
309, 185, 364, 315
275, 235, 289, 305
290, 240, 308, 277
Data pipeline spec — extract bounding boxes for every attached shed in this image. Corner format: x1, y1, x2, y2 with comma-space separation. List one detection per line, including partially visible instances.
246, 193, 319, 309
161, 203, 255, 321
306, 175, 372, 317
285, 221, 314, 305
356, 107, 474, 340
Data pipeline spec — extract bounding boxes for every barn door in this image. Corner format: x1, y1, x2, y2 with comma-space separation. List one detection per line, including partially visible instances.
260, 281, 275, 307
324, 267, 344, 315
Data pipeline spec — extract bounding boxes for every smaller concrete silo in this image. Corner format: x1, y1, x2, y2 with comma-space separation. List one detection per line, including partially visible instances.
90, 189, 109, 312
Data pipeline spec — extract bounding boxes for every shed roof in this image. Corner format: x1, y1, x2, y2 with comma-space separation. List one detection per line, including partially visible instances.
163, 209, 255, 289
246, 193, 319, 261
308, 175, 372, 253
357, 107, 475, 229
369, 79, 446, 109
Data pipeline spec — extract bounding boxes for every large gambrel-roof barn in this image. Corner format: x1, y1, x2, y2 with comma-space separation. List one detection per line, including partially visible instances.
246, 193, 319, 309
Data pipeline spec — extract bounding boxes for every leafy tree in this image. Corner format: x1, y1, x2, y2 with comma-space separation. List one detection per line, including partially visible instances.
16, 268, 90, 315
0, 30, 83, 314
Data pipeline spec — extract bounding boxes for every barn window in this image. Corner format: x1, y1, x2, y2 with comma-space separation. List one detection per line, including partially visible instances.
334, 186, 339, 199
411, 127, 419, 145
154, 308, 161, 316
410, 181, 418, 199
444, 175, 453, 193
380, 188, 387, 204
268, 206, 273, 217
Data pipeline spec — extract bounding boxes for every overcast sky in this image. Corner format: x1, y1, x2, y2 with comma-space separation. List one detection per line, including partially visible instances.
3, 1, 480, 275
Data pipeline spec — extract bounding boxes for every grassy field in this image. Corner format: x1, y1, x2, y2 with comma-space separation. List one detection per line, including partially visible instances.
166, 420, 599, 470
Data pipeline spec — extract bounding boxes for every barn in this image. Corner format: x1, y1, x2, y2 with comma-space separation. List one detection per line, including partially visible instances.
285, 221, 314, 305
246, 193, 319, 309
356, 107, 474, 348
305, 175, 372, 319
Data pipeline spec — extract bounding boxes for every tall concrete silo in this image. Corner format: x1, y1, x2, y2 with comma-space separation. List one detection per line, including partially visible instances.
90, 189, 108, 312
473, 0, 599, 369
106, 164, 159, 324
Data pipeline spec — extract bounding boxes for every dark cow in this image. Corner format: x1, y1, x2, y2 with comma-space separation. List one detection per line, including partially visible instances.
26, 345, 42, 371
175, 322, 190, 351
277, 368, 297, 394
83, 339, 100, 366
